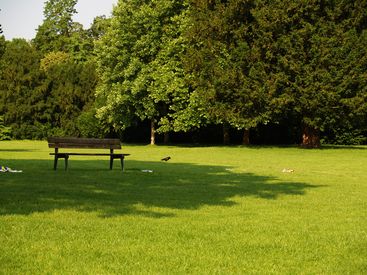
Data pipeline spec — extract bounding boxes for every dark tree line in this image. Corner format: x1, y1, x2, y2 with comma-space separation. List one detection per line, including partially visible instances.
0, 1, 106, 139
1, 0, 366, 147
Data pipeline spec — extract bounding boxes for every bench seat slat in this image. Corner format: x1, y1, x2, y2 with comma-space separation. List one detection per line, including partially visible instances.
48, 137, 121, 149
48, 144, 121, 149
48, 137, 121, 144
50, 153, 130, 156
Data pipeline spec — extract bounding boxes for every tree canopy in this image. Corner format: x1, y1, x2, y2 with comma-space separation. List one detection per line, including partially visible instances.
95, 0, 191, 144
0, 0, 366, 146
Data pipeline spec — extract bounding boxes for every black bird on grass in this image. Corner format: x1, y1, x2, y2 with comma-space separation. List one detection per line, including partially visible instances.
161, 156, 171, 161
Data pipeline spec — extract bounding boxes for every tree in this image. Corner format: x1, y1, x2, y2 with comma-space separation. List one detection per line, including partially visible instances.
95, 0, 190, 144
0, 38, 98, 139
258, 0, 367, 147
184, 0, 275, 145
40, 54, 98, 136
89, 16, 111, 40
0, 115, 11, 140
33, 0, 94, 62
34, 0, 78, 54
25, 0, 101, 138
0, 39, 43, 139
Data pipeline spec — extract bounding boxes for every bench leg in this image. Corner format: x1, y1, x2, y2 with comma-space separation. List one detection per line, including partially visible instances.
110, 156, 124, 171
54, 155, 58, 170
120, 156, 125, 171
65, 155, 69, 170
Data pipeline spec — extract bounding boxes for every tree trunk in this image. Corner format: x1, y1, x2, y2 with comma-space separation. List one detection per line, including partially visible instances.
150, 120, 156, 145
223, 124, 230, 145
301, 124, 320, 148
242, 129, 250, 145
164, 132, 170, 144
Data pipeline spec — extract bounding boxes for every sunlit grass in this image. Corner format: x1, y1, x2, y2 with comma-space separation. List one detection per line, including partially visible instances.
0, 140, 366, 273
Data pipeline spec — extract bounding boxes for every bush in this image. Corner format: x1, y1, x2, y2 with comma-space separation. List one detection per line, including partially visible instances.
76, 110, 104, 138
0, 115, 11, 140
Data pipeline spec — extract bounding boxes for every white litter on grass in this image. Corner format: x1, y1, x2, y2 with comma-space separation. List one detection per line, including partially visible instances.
0, 166, 23, 173
282, 168, 294, 173
141, 170, 153, 173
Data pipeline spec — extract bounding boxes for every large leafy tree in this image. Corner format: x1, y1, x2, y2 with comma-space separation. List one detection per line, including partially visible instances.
33, 0, 78, 54
95, 0, 190, 144
88, 16, 111, 40
33, 0, 93, 62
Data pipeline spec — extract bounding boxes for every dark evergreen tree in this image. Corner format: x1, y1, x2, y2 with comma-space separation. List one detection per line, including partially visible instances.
185, 0, 278, 145
30, 0, 100, 138
39, 53, 98, 136
184, 0, 367, 146
0, 39, 43, 139
256, 0, 367, 147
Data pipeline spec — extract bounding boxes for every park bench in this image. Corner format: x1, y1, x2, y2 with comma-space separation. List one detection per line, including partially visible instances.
47, 137, 130, 171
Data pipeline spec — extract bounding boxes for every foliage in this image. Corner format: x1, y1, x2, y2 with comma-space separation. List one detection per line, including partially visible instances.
33, 0, 94, 62
253, 0, 367, 147
0, 39, 98, 139
0, 115, 11, 140
40, 58, 99, 136
0, 39, 43, 139
88, 16, 111, 40
95, 0, 191, 140
76, 109, 104, 138
185, 0, 272, 136
33, 0, 78, 54
0, 0, 99, 139
0, 0, 366, 145
40, 51, 70, 72
322, 127, 367, 145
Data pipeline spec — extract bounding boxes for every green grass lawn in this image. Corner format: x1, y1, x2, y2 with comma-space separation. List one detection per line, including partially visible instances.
0, 140, 366, 274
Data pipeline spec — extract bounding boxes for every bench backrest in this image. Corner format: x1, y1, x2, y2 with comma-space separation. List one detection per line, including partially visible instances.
48, 137, 121, 150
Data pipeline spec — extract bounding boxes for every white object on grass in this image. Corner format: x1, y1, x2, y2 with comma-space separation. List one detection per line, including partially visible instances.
0, 166, 23, 173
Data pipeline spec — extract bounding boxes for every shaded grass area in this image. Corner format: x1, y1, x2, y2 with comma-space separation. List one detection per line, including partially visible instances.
0, 160, 317, 218
0, 141, 366, 274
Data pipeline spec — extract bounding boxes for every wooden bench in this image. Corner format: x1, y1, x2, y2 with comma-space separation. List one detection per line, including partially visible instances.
47, 137, 130, 171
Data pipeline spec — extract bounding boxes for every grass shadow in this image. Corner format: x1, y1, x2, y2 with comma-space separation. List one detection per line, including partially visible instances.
0, 159, 321, 218
0, 149, 35, 152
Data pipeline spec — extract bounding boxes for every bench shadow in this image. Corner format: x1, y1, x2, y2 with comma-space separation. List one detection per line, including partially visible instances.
0, 159, 321, 218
